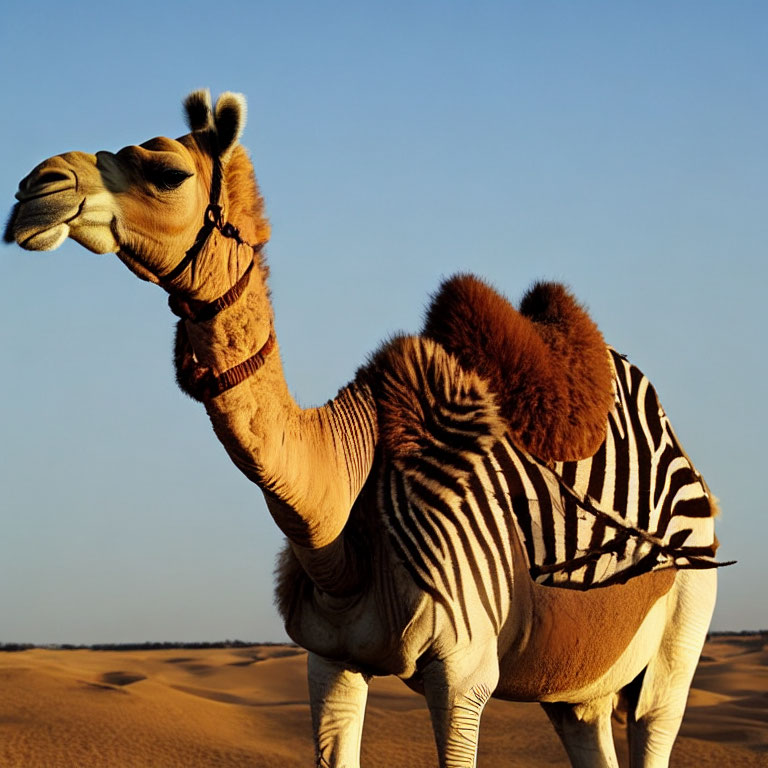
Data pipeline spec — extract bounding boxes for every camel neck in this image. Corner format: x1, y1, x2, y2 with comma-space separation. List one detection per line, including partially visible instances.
178, 256, 379, 563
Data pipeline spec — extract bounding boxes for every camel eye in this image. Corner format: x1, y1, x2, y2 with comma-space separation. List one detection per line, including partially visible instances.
149, 166, 193, 191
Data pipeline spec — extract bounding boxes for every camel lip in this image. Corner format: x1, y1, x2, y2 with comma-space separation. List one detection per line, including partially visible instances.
19, 224, 70, 251
13, 197, 87, 250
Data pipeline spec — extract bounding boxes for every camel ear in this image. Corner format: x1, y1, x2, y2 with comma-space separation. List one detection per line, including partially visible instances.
184, 89, 214, 132
213, 92, 247, 162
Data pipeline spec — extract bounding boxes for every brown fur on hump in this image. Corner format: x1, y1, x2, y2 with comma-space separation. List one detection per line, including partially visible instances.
423, 274, 614, 462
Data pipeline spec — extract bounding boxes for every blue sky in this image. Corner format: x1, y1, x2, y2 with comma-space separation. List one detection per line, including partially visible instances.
1, 1, 765, 643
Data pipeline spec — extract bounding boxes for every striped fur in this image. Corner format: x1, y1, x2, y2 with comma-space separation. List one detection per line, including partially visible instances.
373, 340, 721, 639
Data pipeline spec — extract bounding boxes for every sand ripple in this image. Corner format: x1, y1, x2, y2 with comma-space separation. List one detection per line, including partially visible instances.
0, 636, 764, 767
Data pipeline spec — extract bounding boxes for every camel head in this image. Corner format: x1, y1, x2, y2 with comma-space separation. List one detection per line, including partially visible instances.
5, 90, 270, 300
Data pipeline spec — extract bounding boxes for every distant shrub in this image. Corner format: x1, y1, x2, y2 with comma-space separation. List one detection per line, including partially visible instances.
0, 639, 297, 652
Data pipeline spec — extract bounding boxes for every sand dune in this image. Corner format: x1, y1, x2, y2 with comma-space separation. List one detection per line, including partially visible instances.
0, 636, 765, 767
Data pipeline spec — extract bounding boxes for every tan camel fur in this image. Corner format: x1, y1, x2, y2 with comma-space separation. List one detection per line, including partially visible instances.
6, 90, 719, 768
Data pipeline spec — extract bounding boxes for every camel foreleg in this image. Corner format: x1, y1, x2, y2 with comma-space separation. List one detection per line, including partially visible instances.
540, 695, 620, 768
421, 646, 500, 768
308, 653, 370, 768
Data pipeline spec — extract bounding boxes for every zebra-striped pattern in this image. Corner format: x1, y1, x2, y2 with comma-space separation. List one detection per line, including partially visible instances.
380, 348, 719, 637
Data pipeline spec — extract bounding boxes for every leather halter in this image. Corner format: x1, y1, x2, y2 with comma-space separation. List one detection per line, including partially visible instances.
160, 150, 265, 301
163, 144, 273, 399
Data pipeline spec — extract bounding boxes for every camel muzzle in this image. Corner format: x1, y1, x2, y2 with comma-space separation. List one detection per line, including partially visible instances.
6, 158, 85, 251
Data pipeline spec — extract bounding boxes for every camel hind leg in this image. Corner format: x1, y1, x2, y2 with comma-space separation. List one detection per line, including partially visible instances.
624, 569, 717, 768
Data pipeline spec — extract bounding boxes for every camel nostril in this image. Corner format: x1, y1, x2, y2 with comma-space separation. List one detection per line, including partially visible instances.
17, 166, 77, 200
33, 170, 72, 186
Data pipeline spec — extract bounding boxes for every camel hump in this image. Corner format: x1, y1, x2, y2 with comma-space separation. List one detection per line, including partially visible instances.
365, 334, 506, 463
423, 274, 614, 462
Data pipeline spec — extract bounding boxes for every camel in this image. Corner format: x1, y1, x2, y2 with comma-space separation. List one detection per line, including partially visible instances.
5, 90, 721, 768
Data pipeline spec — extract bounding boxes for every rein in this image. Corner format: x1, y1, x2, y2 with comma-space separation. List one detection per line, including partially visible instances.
527, 457, 734, 585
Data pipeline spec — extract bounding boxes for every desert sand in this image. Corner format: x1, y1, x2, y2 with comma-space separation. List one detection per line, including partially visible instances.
0, 635, 765, 767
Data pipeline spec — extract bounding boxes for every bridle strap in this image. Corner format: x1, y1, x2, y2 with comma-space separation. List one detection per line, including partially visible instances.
160, 209, 214, 284
160, 153, 224, 287
206, 330, 276, 397
168, 246, 261, 322
177, 328, 276, 401
159, 148, 265, 320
